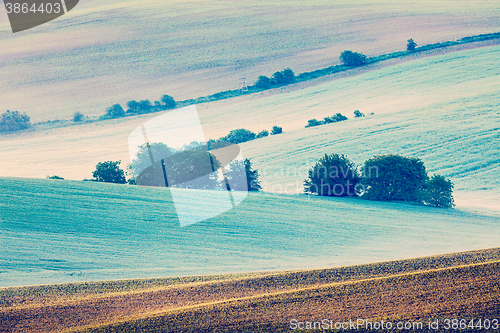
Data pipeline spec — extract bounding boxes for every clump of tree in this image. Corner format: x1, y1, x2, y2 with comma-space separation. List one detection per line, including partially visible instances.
360, 154, 454, 207
73, 112, 85, 122
104, 95, 176, 119
128, 142, 262, 191
340, 50, 368, 66
304, 153, 454, 208
254, 68, 295, 89
271, 126, 283, 135
407, 38, 417, 51
354, 110, 365, 117
304, 153, 361, 196
0, 110, 31, 132
92, 161, 127, 184
305, 113, 348, 128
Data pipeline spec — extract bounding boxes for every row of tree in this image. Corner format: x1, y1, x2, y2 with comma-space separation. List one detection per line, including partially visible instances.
88, 150, 453, 208
254, 68, 296, 89
104, 95, 176, 119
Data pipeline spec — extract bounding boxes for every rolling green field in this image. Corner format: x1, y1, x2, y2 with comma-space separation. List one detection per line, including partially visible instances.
1, 176, 500, 288
2, 248, 499, 332
1, 44, 498, 214
1, 0, 499, 121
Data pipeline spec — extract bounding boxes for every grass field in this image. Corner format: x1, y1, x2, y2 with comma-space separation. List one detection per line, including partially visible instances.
1, 248, 499, 332
1, 0, 499, 121
1, 44, 498, 214
1, 177, 499, 288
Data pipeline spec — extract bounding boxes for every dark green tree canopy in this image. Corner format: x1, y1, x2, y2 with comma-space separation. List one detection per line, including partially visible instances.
340, 50, 368, 66
361, 154, 427, 201
0, 110, 31, 132
304, 153, 361, 197
423, 174, 454, 208
407, 38, 417, 51
92, 161, 127, 184
106, 104, 125, 118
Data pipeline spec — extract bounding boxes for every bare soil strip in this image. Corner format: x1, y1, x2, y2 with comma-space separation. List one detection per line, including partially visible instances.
1, 247, 499, 332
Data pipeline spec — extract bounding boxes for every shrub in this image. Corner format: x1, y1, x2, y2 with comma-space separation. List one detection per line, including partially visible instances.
304, 153, 361, 197
105, 104, 125, 118
354, 110, 365, 117
423, 174, 454, 208
92, 161, 127, 184
340, 50, 368, 66
126, 100, 141, 114
407, 38, 417, 51
225, 158, 262, 191
360, 154, 427, 202
0, 110, 31, 132
219, 129, 256, 144
323, 113, 348, 123
256, 130, 269, 139
306, 119, 323, 128
47, 175, 64, 180
255, 76, 272, 89
73, 112, 85, 122
271, 126, 282, 135
160, 95, 176, 109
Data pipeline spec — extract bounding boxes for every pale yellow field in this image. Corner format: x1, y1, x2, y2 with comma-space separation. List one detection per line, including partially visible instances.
1, 0, 499, 121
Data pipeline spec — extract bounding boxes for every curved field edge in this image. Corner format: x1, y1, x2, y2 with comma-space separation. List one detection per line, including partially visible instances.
1, 247, 500, 333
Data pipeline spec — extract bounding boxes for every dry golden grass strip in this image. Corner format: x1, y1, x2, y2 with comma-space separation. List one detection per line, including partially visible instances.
1, 248, 500, 333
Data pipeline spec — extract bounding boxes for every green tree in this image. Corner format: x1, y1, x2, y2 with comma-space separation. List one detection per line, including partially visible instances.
423, 174, 454, 208
340, 50, 368, 66
407, 38, 417, 51
225, 158, 262, 191
361, 154, 427, 201
256, 130, 269, 138
306, 119, 323, 128
255, 76, 272, 89
271, 71, 286, 85
304, 153, 361, 197
271, 126, 282, 135
354, 110, 365, 117
282, 68, 295, 83
73, 112, 85, 122
323, 113, 348, 123
219, 129, 256, 144
160, 95, 176, 109
92, 161, 127, 184
106, 104, 125, 118
0, 110, 31, 132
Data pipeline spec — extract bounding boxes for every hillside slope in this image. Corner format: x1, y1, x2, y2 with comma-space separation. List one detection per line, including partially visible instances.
1, 45, 498, 213
1, 177, 499, 287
